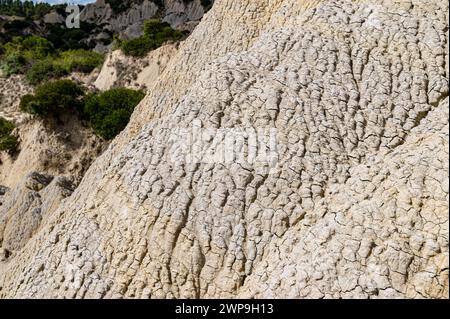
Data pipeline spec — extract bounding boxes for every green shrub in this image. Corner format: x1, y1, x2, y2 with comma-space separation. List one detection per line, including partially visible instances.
19, 80, 142, 140
111, 35, 123, 51
0, 117, 15, 136
0, 35, 101, 84
2, 36, 54, 60
0, 36, 57, 80
18, 94, 35, 114
201, 0, 213, 8
0, 134, 18, 152
120, 36, 156, 57
1, 36, 23, 55
0, 51, 26, 76
82, 88, 145, 139
143, 19, 167, 36
57, 49, 104, 73
0, 117, 18, 153
20, 36, 55, 60
25, 58, 67, 85
120, 19, 188, 57
46, 25, 95, 51
20, 80, 84, 116
3, 19, 32, 31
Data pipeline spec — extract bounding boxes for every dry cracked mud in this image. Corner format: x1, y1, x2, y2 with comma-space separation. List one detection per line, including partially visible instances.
0, 0, 448, 299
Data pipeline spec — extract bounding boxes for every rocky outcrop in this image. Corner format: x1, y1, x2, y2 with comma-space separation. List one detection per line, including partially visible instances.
43, 10, 65, 24
0, 173, 75, 257
79, 0, 113, 25
162, 0, 207, 30
109, 0, 159, 38
81, 0, 211, 40
0, 0, 448, 299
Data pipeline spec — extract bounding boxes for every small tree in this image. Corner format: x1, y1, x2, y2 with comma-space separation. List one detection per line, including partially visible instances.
0, 117, 18, 153
82, 88, 145, 139
120, 36, 156, 57
20, 80, 84, 116
143, 19, 168, 36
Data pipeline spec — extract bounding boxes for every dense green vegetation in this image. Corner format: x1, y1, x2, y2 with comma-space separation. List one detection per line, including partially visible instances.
0, 35, 103, 85
57, 49, 105, 73
25, 58, 66, 85
2, 35, 54, 60
0, 50, 24, 76
81, 88, 145, 139
19, 80, 84, 116
45, 22, 107, 51
20, 80, 144, 140
0, 116, 18, 153
201, 0, 213, 7
119, 19, 188, 57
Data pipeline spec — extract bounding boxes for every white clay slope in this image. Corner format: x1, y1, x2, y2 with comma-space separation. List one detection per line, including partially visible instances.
0, 0, 448, 298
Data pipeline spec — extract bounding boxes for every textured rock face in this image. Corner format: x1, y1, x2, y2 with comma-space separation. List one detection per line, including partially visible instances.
80, 0, 209, 39
0, 0, 448, 299
94, 44, 178, 91
109, 0, 159, 37
43, 11, 65, 24
162, 0, 206, 29
0, 111, 105, 188
79, 0, 112, 25
0, 173, 75, 255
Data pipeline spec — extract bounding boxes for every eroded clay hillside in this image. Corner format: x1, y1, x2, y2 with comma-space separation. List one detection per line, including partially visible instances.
0, 0, 448, 298
0, 74, 106, 187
